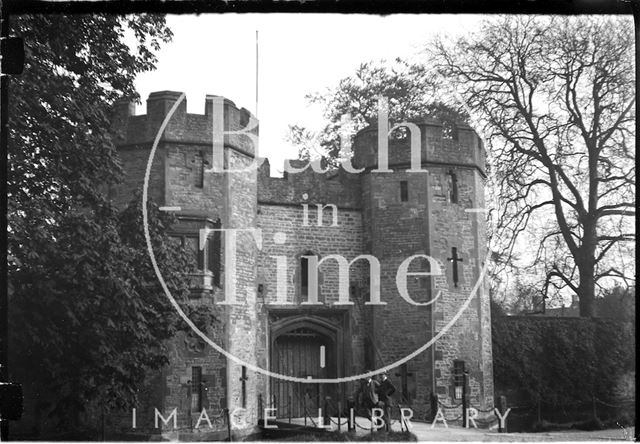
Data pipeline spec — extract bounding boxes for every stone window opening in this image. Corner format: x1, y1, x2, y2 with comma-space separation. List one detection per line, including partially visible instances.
207, 218, 222, 287
446, 170, 458, 204
300, 252, 313, 301
453, 360, 466, 400
297, 250, 323, 304
442, 120, 458, 141
168, 219, 222, 287
191, 151, 204, 189
301, 256, 309, 296
400, 180, 409, 202
190, 366, 203, 412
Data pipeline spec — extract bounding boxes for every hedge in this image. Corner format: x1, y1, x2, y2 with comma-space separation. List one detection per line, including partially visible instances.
492, 316, 635, 406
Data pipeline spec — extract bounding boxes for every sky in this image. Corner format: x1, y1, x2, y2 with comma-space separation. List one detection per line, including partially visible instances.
133, 14, 484, 175
131, 14, 634, 306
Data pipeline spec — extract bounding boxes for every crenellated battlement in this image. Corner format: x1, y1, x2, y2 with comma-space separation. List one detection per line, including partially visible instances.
258, 158, 362, 208
257, 117, 486, 208
112, 91, 258, 158
353, 119, 486, 176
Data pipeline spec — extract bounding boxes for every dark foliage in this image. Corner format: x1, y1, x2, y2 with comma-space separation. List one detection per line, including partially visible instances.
493, 316, 635, 409
287, 59, 468, 166
7, 14, 215, 428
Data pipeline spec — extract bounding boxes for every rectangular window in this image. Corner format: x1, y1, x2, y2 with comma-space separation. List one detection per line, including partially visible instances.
298, 252, 323, 304
400, 181, 409, 202
191, 366, 202, 412
300, 256, 309, 297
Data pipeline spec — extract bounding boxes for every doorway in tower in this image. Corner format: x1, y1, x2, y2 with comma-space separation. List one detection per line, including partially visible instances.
269, 316, 341, 419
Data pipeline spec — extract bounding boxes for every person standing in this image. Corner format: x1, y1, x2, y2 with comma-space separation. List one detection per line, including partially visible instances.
378, 372, 396, 431
364, 372, 382, 423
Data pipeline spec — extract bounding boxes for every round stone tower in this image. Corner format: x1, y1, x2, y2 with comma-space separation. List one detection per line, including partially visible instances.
352, 118, 493, 418
111, 92, 264, 437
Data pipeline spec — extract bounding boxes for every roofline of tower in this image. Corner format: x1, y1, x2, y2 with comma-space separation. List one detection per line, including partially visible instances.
356, 160, 487, 178
355, 118, 475, 137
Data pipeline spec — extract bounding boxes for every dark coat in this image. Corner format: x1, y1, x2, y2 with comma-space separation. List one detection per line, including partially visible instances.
364, 378, 380, 407
378, 377, 396, 404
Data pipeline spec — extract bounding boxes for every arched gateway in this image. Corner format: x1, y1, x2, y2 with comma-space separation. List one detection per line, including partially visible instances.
269, 315, 343, 418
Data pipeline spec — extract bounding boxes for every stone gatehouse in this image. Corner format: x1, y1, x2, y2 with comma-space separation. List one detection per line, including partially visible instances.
110, 90, 494, 438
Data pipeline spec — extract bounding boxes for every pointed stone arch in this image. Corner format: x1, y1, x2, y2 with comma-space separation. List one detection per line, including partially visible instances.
269, 315, 345, 418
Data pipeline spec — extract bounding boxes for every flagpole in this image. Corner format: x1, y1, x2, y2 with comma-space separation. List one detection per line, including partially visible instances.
255, 30, 259, 118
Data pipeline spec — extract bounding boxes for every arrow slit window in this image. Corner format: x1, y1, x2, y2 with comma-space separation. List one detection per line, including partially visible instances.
207, 219, 222, 286
192, 150, 209, 188
400, 181, 409, 202
447, 170, 458, 204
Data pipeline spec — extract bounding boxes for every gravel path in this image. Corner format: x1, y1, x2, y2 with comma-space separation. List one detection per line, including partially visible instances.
287, 416, 635, 442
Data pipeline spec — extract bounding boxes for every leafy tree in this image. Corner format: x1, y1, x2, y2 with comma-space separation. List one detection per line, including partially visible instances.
8, 14, 171, 215
7, 14, 215, 429
434, 16, 635, 316
287, 59, 468, 165
285, 124, 318, 161
9, 198, 214, 425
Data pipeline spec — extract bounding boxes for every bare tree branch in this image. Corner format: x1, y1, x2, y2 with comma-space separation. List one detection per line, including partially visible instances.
433, 16, 636, 316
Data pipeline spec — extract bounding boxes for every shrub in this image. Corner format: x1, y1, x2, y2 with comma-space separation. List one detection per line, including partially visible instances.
493, 316, 635, 428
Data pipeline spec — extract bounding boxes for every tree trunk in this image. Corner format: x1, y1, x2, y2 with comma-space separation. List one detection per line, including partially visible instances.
577, 260, 596, 317
577, 218, 598, 318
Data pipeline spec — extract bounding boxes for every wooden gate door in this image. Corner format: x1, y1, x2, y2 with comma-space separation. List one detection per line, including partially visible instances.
271, 326, 336, 419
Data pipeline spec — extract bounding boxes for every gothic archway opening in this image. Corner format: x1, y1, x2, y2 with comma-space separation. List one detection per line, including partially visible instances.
270, 319, 338, 419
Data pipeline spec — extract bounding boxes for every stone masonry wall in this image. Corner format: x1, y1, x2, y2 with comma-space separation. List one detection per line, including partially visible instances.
256, 203, 367, 390
361, 170, 433, 419
257, 205, 365, 304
